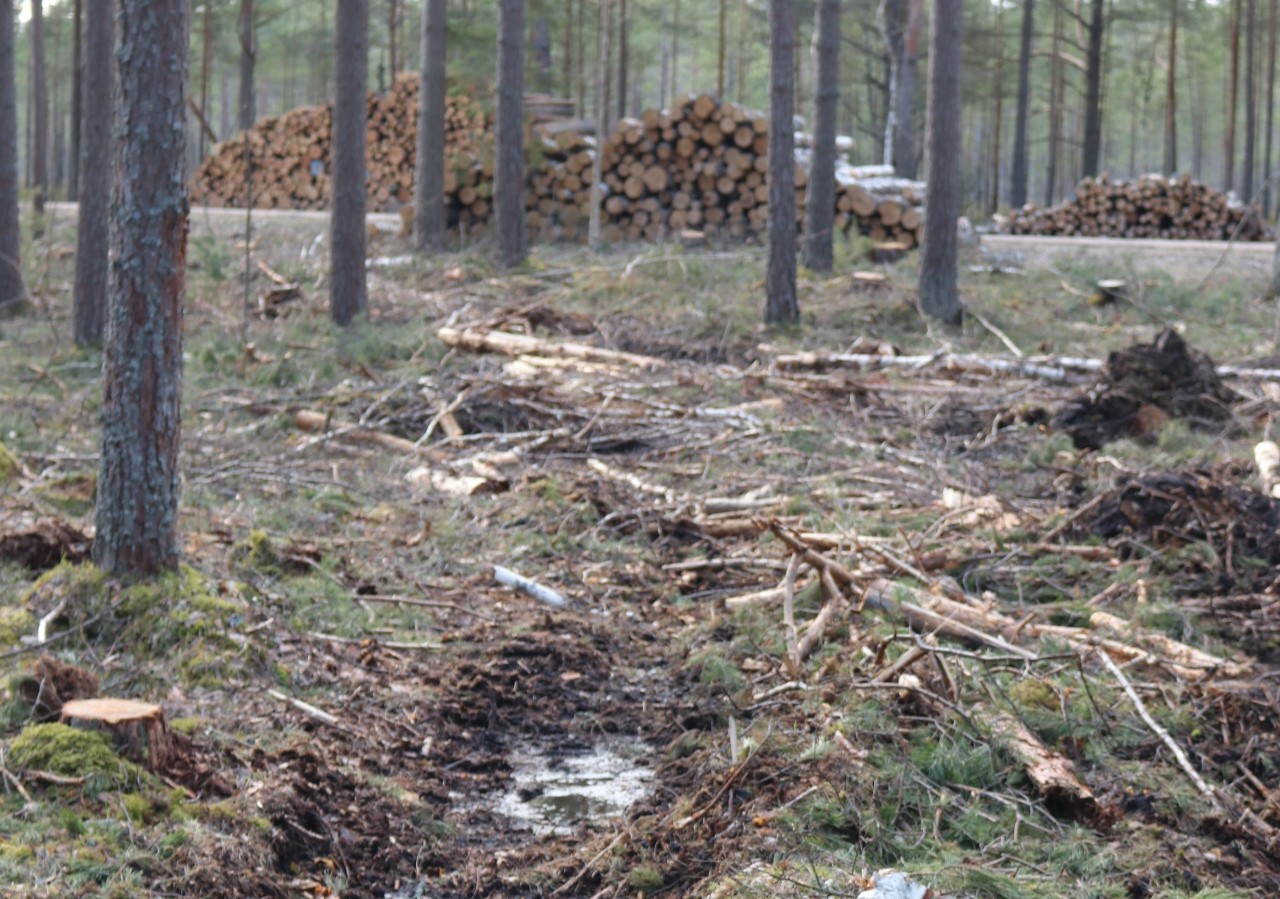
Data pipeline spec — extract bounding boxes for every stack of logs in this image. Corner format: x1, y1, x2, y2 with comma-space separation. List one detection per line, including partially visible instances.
191, 82, 927, 247
1003, 174, 1272, 241
191, 73, 492, 212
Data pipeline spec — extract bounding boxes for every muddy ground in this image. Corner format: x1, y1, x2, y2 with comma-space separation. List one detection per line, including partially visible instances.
1, 216, 1280, 898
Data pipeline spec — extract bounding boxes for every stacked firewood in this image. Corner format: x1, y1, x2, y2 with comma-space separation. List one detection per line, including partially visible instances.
1003, 174, 1272, 241
191, 84, 927, 247
191, 73, 491, 212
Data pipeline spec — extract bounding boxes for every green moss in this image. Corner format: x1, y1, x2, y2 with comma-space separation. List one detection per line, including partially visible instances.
24, 562, 257, 689
0, 607, 33, 646
240, 529, 279, 570
8, 723, 143, 790
0, 443, 20, 484
119, 793, 154, 825
628, 865, 665, 891
168, 717, 202, 735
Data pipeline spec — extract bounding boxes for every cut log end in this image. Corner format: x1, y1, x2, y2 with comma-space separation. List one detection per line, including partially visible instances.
60, 698, 171, 773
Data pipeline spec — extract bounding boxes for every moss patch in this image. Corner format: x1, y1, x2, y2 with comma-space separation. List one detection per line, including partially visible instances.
0, 443, 19, 485
0, 607, 33, 646
23, 562, 259, 689
7, 723, 144, 790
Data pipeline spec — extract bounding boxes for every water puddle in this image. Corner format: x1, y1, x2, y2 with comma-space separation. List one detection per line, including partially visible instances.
473, 739, 654, 834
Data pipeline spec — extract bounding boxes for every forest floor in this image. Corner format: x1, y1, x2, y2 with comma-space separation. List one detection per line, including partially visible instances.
1, 208, 1280, 898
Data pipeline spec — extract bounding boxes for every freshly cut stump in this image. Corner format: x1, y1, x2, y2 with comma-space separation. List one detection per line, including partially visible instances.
60, 698, 171, 772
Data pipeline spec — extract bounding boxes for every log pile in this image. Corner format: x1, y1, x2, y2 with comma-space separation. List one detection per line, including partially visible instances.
1003, 174, 1272, 241
192, 83, 927, 248
191, 73, 492, 212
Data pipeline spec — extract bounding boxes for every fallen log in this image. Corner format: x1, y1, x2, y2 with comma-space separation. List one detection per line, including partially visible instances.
985, 707, 1096, 818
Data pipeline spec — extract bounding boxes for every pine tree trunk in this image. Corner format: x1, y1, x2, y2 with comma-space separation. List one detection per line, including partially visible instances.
1244, 0, 1257, 201
32, 0, 47, 214
616, 0, 628, 120
918, 0, 963, 326
671, 0, 680, 103
1045, 0, 1062, 205
238, 0, 256, 132
330, 0, 369, 326
197, 0, 213, 163
659, 0, 670, 107
575, 0, 585, 115
736, 0, 747, 104
0, 0, 20, 316
414, 0, 446, 251
533, 16, 552, 93
95, 0, 189, 576
717, 0, 727, 98
893, 0, 923, 179
1164, 0, 1177, 173
388, 0, 399, 77
589, 0, 609, 252
68, 0, 80, 202
764, 0, 797, 325
1009, 0, 1034, 207
802, 0, 839, 274
495, 0, 528, 268
989, 2, 1005, 215
1264, 0, 1276, 218
73, 0, 111, 347
562, 1, 573, 98
1226, 0, 1240, 191
1080, 0, 1104, 177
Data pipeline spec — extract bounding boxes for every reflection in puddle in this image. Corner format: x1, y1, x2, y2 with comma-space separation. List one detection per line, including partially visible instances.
492, 740, 653, 834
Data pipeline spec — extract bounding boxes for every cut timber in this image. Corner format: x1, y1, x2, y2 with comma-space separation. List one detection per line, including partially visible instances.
986, 708, 1096, 818
1256, 441, 1280, 498
438, 326, 667, 369
60, 698, 171, 772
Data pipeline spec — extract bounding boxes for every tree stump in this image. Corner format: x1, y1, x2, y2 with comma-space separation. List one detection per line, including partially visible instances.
60, 698, 171, 772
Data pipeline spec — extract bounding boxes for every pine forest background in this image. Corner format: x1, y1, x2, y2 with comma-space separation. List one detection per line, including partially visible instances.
7, 0, 1278, 222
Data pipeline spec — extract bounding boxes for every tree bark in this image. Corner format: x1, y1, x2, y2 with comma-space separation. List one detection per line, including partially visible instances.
918, 0, 963, 326
73, 0, 111, 347
1264, 0, 1277, 218
1045, 0, 1063, 205
802, 0, 840, 274
0, 0, 20, 316
414, 0, 446, 251
95, 0, 189, 576
989, 2, 1005, 215
764, 0, 797, 325
1226, 0, 1240, 191
1244, 0, 1257, 201
736, 0, 747, 104
562, 1, 573, 98
68, 0, 80, 202
532, 15, 552, 93
330, 0, 369, 326
718, 0, 727, 98
575, 0, 585, 115
495, 0, 528, 268
589, 0, 609, 252
894, 0, 923, 179
238, 0, 256, 132
1080, 0, 1104, 177
1010, 0, 1034, 207
1164, 0, 1178, 173
388, 0, 399, 77
31, 0, 47, 214
616, 0, 627, 120
659, 0, 670, 108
